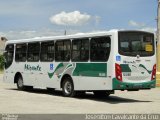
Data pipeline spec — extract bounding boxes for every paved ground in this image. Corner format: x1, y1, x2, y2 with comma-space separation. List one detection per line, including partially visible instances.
0, 74, 160, 114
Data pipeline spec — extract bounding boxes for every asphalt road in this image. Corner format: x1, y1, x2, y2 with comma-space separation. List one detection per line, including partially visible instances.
0, 74, 160, 114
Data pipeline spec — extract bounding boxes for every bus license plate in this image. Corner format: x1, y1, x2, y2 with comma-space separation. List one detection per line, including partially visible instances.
133, 84, 143, 88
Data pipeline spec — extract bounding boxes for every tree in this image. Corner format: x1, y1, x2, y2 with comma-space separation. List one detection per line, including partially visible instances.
0, 55, 4, 70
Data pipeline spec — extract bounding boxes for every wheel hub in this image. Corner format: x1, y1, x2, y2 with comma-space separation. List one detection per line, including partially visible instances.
64, 81, 72, 94
18, 78, 23, 87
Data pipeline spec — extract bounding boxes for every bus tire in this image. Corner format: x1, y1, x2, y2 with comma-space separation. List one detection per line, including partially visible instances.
16, 76, 25, 90
62, 78, 75, 97
93, 91, 110, 97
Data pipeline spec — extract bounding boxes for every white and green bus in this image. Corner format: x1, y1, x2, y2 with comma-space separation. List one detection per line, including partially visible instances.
3, 30, 156, 97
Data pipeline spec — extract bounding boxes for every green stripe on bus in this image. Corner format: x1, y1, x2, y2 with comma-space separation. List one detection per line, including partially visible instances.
139, 64, 152, 74
48, 63, 64, 79
54, 63, 64, 72
120, 64, 152, 74
73, 63, 107, 77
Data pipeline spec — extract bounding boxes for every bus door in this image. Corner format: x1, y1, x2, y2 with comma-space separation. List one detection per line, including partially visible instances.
4, 44, 14, 83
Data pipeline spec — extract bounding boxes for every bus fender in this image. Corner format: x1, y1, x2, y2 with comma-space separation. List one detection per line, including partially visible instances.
60, 74, 73, 88
14, 72, 22, 83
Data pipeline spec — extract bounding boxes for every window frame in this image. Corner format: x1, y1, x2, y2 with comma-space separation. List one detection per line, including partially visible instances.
40, 41, 54, 62
4, 44, 14, 69
55, 40, 71, 62
27, 42, 40, 62
71, 38, 89, 62
90, 36, 111, 62
118, 31, 155, 57
15, 43, 27, 62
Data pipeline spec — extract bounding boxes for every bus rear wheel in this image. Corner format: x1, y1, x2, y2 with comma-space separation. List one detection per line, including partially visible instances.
17, 76, 25, 90
62, 78, 75, 97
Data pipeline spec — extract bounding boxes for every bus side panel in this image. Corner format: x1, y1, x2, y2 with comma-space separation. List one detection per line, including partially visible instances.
37, 62, 60, 89
22, 62, 60, 89
44, 62, 113, 91
3, 68, 15, 84
72, 35, 115, 91
72, 63, 112, 90
73, 76, 112, 90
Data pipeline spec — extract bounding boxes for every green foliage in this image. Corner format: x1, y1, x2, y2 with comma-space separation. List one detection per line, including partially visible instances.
0, 55, 4, 70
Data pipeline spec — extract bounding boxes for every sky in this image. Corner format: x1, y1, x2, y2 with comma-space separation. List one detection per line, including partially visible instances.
0, 0, 157, 40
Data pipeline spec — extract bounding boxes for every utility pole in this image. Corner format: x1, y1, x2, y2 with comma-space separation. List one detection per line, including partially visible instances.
157, 0, 160, 71
64, 30, 67, 35
156, 0, 160, 86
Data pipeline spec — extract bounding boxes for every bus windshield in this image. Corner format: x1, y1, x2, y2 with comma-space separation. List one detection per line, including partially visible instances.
118, 31, 155, 57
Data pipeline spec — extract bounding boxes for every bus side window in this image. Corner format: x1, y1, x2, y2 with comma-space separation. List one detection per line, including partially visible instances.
63, 40, 71, 61
55, 40, 71, 61
72, 40, 81, 61
72, 39, 89, 62
27, 43, 40, 62
15, 44, 27, 62
4, 44, 14, 69
41, 41, 54, 62
90, 37, 111, 62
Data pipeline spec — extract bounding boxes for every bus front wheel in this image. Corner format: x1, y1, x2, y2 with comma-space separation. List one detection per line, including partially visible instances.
17, 76, 25, 90
62, 78, 75, 97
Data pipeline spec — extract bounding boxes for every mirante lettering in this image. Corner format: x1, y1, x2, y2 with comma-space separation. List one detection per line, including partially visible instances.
24, 64, 41, 71
123, 60, 136, 64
